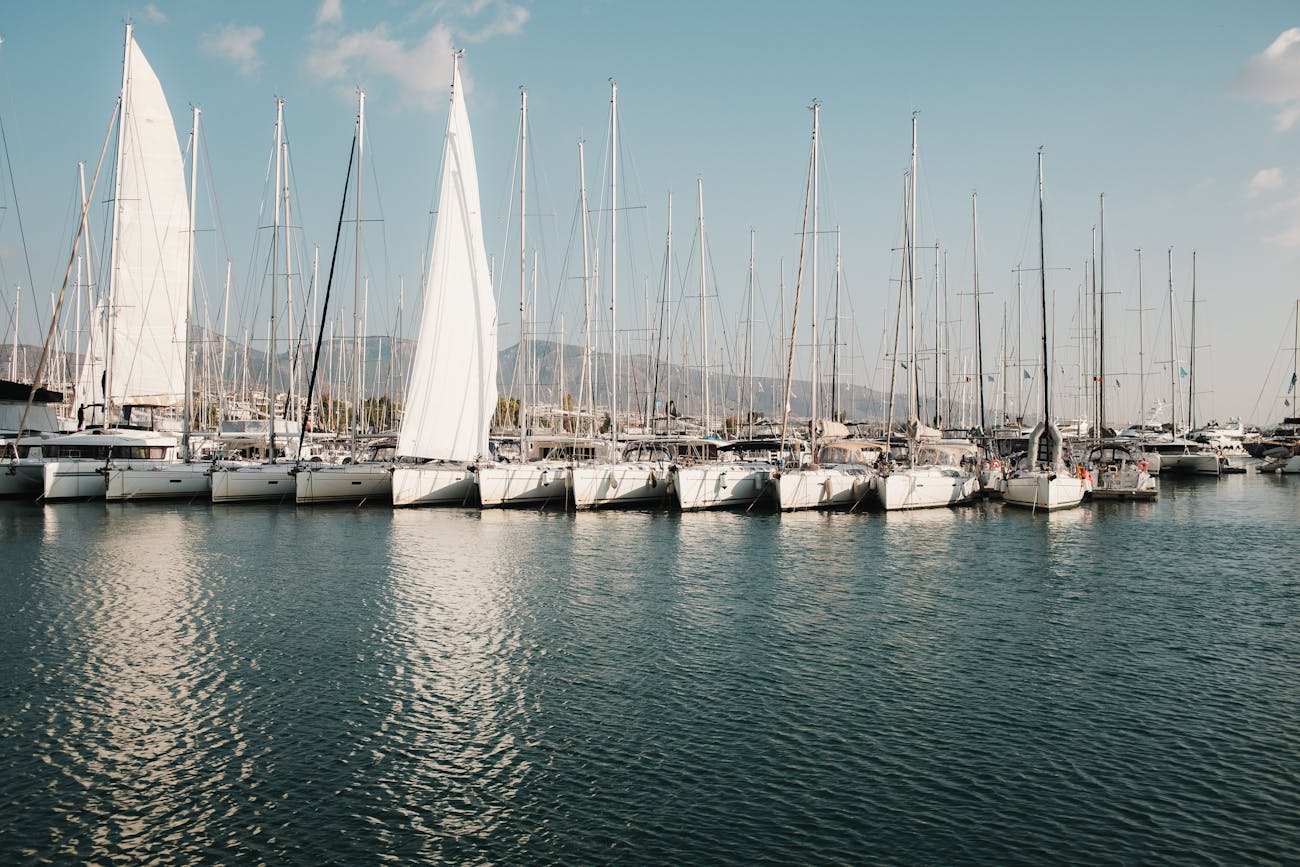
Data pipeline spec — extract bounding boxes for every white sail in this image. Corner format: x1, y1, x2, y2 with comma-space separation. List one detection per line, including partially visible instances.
108, 30, 189, 408
398, 57, 497, 460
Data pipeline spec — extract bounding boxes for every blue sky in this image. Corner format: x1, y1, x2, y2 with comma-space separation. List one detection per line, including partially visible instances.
1, 1, 1299, 425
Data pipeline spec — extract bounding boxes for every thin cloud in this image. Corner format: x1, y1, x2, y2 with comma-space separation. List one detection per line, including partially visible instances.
1248, 167, 1284, 198
1233, 27, 1300, 132
459, 0, 530, 43
303, 0, 528, 110
142, 3, 167, 24
201, 24, 265, 77
316, 0, 343, 27
305, 23, 453, 109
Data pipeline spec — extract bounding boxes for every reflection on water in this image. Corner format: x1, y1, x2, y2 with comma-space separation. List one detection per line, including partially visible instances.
2, 478, 1299, 864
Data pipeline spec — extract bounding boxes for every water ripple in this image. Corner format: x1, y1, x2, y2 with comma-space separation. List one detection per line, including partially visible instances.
1, 481, 1298, 863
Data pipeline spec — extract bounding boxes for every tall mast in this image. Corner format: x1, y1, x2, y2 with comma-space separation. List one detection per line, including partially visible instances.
1015, 268, 1023, 421
519, 89, 529, 457
908, 113, 919, 429
1136, 248, 1146, 426
972, 191, 986, 432
697, 177, 709, 432
105, 23, 134, 426
181, 106, 199, 460
1037, 148, 1049, 428
578, 140, 593, 437
746, 228, 756, 438
810, 100, 820, 449
1188, 250, 1197, 432
219, 259, 231, 423
283, 131, 296, 428
608, 80, 619, 447
350, 89, 364, 459
269, 98, 283, 460
78, 162, 92, 411
8, 286, 17, 382
832, 226, 842, 422
662, 191, 672, 435
1098, 193, 1106, 435
1167, 247, 1177, 435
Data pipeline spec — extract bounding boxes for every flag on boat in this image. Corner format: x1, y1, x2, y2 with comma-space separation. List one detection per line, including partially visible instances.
1179, 366, 1189, 377
1288, 372, 1296, 394
987, 375, 995, 382
1023, 370, 1031, 380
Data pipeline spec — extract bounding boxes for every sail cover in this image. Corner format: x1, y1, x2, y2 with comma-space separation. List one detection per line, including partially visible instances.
108, 31, 188, 408
398, 58, 498, 460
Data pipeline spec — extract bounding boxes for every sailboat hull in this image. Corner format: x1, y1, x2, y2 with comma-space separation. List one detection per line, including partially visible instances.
1002, 473, 1087, 510
477, 463, 570, 508
43, 460, 108, 501
671, 463, 775, 511
776, 467, 875, 511
875, 466, 978, 511
1158, 452, 1221, 475
391, 464, 479, 507
106, 462, 213, 500
570, 463, 672, 510
211, 464, 297, 503
295, 464, 392, 504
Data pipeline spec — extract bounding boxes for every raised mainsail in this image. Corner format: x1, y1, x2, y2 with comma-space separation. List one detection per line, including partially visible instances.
398, 55, 497, 462
80, 25, 189, 416
391, 51, 498, 507
30, 24, 190, 502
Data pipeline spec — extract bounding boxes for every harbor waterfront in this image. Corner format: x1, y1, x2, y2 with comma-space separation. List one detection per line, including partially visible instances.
2, 473, 1297, 863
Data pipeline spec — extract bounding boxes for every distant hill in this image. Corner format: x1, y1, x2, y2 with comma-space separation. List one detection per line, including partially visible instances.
2, 336, 905, 423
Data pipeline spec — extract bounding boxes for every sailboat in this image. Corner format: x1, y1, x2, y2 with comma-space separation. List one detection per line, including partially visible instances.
875, 114, 979, 512
1002, 149, 1087, 511
1141, 249, 1220, 476
1255, 299, 1300, 473
669, 178, 781, 511
567, 82, 675, 510
106, 105, 218, 501
390, 52, 498, 507
477, 88, 574, 508
210, 99, 302, 503
295, 90, 395, 504
33, 24, 189, 501
776, 102, 879, 511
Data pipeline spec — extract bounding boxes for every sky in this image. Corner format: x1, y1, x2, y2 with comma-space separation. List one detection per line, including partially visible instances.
1, 1, 1299, 426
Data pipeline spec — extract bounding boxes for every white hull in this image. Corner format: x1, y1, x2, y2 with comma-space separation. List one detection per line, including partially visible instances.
211, 463, 297, 503
671, 462, 775, 511
391, 464, 479, 507
106, 461, 213, 501
43, 460, 108, 501
295, 464, 392, 504
477, 462, 570, 508
1159, 452, 1220, 475
570, 463, 672, 510
776, 467, 874, 511
875, 466, 978, 511
1002, 472, 1087, 511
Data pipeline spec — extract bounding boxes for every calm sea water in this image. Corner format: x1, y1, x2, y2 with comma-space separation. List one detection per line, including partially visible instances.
2, 475, 1298, 864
